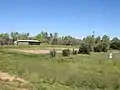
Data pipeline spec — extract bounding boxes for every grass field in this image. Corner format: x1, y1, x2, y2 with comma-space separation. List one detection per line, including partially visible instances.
0, 45, 120, 90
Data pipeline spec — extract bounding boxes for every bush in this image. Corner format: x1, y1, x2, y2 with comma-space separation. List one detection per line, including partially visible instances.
62, 49, 71, 56
50, 49, 56, 58
94, 43, 103, 52
110, 41, 120, 50
78, 43, 90, 54
94, 42, 108, 52
72, 49, 78, 55
102, 42, 108, 52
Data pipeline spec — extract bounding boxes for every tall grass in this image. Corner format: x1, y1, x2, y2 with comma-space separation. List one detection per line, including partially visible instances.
0, 47, 120, 90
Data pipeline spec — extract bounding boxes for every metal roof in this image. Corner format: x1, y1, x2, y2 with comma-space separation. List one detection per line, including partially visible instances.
17, 40, 41, 42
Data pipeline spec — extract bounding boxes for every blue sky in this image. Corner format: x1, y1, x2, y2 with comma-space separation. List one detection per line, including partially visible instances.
0, 0, 120, 38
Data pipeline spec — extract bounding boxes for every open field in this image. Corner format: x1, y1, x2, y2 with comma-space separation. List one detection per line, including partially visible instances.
0, 45, 120, 90
0, 45, 79, 50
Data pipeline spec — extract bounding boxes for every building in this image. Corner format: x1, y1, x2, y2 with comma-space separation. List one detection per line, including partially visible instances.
14, 40, 41, 45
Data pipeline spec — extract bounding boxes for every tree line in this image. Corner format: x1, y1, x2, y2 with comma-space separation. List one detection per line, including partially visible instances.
0, 31, 120, 51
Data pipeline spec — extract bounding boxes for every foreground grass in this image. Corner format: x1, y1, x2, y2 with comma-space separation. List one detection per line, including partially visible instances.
0, 47, 120, 90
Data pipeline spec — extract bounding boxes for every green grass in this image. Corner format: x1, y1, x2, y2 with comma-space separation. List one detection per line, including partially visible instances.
0, 46, 120, 90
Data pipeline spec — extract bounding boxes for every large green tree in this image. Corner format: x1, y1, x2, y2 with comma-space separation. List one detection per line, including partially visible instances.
34, 31, 48, 43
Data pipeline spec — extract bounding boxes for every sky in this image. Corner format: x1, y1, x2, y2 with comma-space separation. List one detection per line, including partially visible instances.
0, 0, 120, 38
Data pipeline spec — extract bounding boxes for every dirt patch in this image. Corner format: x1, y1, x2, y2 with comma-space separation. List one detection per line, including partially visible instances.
19, 50, 50, 54
11, 48, 78, 54
12, 49, 62, 54
0, 72, 28, 83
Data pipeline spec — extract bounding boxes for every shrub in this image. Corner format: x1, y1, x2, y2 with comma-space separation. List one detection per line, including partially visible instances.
102, 42, 108, 52
94, 42, 108, 52
110, 41, 120, 50
50, 49, 56, 58
62, 49, 71, 56
94, 43, 103, 52
72, 49, 78, 55
78, 43, 90, 54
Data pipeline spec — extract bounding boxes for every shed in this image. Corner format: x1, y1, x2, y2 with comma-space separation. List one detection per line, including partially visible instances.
15, 40, 41, 45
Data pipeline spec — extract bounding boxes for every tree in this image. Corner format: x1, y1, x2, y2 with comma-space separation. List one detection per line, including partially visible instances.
94, 43, 103, 52
111, 37, 119, 42
83, 36, 95, 51
49, 33, 53, 44
95, 36, 101, 44
94, 42, 108, 52
51, 33, 58, 45
102, 42, 108, 52
102, 35, 110, 42
34, 31, 48, 43
110, 37, 120, 50
59, 35, 80, 46
0, 33, 10, 45
78, 43, 91, 54
34, 33, 44, 42
101, 35, 110, 50
83, 36, 94, 44
10, 32, 20, 43
19, 33, 29, 40
62, 35, 72, 45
